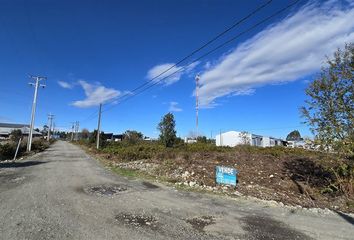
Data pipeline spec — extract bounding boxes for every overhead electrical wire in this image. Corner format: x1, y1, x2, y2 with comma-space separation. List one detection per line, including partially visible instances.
120, 0, 273, 95
78, 0, 274, 123
101, 0, 302, 114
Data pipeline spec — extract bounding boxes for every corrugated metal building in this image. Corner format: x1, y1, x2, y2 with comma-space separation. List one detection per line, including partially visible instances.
215, 131, 285, 147
0, 123, 42, 139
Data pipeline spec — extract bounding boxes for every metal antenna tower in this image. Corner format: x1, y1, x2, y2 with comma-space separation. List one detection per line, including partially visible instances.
195, 74, 200, 139
47, 113, 54, 141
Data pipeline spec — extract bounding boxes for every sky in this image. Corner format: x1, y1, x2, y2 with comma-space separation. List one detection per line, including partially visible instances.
0, 0, 353, 139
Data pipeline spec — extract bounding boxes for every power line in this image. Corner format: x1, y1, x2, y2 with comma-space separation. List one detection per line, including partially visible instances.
99, 0, 273, 112
125, 0, 273, 94
102, 0, 302, 113
80, 110, 99, 123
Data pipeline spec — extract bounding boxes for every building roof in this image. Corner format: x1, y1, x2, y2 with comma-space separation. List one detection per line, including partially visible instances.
0, 123, 41, 136
0, 123, 29, 128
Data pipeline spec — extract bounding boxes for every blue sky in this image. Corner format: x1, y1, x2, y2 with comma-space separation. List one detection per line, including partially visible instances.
0, 0, 353, 139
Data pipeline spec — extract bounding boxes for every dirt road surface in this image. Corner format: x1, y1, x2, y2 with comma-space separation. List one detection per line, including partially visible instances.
1, 141, 353, 240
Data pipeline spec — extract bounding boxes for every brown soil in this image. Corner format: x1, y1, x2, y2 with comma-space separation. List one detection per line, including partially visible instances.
83, 144, 354, 213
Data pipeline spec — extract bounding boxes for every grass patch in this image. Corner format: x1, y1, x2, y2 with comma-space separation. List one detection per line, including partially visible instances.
110, 166, 142, 179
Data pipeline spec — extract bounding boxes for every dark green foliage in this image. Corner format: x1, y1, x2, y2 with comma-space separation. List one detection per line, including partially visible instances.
157, 113, 177, 147
301, 43, 354, 157
41, 125, 49, 135
31, 139, 50, 152
0, 143, 17, 160
10, 129, 22, 142
0, 139, 49, 161
197, 136, 207, 143
81, 128, 90, 140
286, 130, 302, 141
123, 130, 143, 144
103, 141, 164, 161
89, 130, 107, 146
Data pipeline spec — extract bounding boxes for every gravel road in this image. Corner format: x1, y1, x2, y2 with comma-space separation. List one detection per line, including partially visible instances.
0, 141, 353, 240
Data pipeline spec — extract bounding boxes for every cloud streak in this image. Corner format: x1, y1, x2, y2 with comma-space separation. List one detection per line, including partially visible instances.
198, 1, 354, 107
58, 81, 73, 89
71, 80, 120, 108
147, 62, 199, 85
169, 101, 182, 112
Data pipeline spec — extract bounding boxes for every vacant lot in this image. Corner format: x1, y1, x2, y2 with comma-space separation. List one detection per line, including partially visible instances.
79, 141, 354, 213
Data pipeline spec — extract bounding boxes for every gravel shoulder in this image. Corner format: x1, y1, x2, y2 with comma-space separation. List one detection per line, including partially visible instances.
0, 141, 353, 240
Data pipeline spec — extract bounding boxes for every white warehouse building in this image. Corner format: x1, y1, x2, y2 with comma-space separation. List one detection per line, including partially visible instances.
215, 131, 285, 148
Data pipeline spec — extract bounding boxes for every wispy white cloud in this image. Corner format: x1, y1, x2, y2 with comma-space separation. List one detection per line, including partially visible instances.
58, 81, 73, 89
198, 1, 354, 107
169, 101, 182, 112
147, 61, 199, 85
71, 80, 120, 108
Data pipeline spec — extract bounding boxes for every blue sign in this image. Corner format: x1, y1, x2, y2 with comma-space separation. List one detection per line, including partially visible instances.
215, 166, 238, 186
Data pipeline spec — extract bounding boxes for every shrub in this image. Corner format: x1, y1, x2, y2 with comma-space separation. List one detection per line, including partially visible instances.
31, 139, 50, 152
0, 143, 17, 160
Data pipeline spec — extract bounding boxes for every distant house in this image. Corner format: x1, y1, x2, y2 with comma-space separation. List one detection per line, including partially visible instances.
184, 137, 197, 144
215, 131, 285, 147
0, 123, 42, 139
113, 134, 124, 142
103, 133, 114, 141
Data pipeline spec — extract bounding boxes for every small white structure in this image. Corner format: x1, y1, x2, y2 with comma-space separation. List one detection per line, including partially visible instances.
184, 137, 197, 144
215, 131, 284, 148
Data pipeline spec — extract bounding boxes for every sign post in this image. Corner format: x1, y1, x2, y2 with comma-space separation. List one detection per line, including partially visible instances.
215, 166, 238, 186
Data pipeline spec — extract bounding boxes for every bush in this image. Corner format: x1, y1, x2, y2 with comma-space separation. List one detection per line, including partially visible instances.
0, 138, 51, 161
0, 143, 17, 160
31, 139, 50, 152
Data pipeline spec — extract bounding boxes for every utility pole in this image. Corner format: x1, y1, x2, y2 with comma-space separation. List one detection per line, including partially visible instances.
27, 76, 46, 152
47, 114, 54, 141
96, 103, 102, 149
195, 74, 200, 140
70, 122, 75, 141
75, 121, 80, 141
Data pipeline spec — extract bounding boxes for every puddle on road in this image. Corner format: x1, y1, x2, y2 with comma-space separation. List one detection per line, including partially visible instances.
142, 181, 159, 189
83, 184, 127, 196
241, 215, 312, 240
115, 213, 158, 229
186, 216, 216, 232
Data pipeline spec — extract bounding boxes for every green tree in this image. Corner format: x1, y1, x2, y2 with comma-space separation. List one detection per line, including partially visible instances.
58, 131, 67, 139
286, 130, 302, 141
41, 125, 49, 136
301, 43, 354, 156
157, 113, 177, 147
81, 128, 90, 140
89, 130, 106, 146
197, 136, 208, 143
123, 130, 143, 144
239, 131, 251, 145
10, 129, 22, 142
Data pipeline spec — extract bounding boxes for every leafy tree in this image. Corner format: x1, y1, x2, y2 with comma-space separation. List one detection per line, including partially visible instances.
123, 130, 143, 144
301, 43, 354, 156
286, 130, 302, 141
197, 136, 208, 143
41, 125, 49, 135
81, 128, 90, 139
89, 130, 106, 146
10, 129, 22, 142
58, 131, 67, 139
239, 131, 251, 145
157, 113, 177, 147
